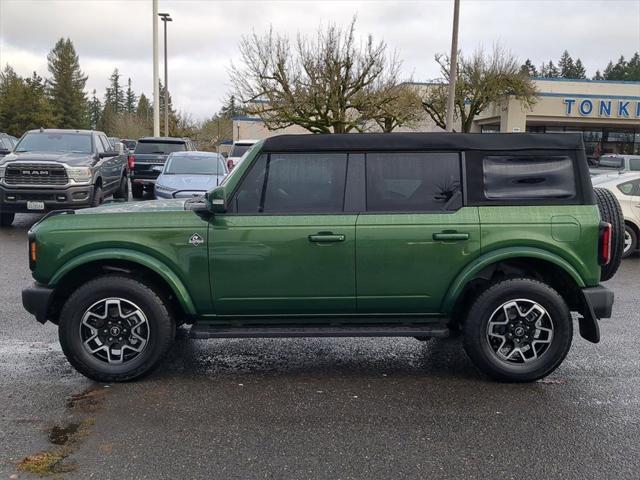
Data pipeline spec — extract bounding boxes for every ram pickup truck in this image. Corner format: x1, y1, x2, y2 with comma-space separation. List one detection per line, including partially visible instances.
0, 129, 128, 227
128, 137, 197, 199
22, 133, 622, 383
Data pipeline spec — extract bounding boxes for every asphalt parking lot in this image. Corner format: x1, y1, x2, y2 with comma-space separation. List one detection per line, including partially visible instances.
1, 212, 639, 479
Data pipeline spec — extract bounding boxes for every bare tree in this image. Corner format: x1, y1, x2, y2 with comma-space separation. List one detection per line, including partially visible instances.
422, 45, 538, 132
231, 19, 417, 134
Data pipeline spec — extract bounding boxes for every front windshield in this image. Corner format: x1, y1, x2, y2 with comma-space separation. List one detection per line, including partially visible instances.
598, 156, 624, 169
164, 154, 225, 175
134, 141, 186, 155
15, 132, 92, 154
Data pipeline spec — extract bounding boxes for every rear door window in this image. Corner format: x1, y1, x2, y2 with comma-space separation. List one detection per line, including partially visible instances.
233, 153, 347, 214
365, 152, 462, 212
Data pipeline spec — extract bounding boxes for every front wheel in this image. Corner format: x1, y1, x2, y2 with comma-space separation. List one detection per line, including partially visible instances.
463, 278, 572, 382
58, 276, 176, 382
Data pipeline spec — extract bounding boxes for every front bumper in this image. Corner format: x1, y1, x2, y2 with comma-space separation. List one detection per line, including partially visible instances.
22, 283, 54, 324
0, 184, 94, 213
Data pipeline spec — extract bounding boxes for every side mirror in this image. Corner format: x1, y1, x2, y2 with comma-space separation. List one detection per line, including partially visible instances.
99, 151, 117, 158
205, 185, 227, 213
221, 152, 229, 159
0, 148, 10, 155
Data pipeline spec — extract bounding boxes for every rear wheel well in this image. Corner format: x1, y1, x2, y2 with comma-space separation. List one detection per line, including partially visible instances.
625, 220, 639, 238
47, 260, 187, 325
451, 258, 583, 327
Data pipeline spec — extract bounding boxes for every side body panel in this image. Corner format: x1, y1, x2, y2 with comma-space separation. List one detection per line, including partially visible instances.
209, 214, 357, 315
478, 205, 601, 287
33, 208, 211, 313
355, 207, 481, 313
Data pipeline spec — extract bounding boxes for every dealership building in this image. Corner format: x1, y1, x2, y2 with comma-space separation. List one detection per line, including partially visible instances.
233, 78, 640, 158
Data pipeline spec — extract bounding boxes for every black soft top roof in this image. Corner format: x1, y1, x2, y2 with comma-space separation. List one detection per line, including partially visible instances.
261, 133, 584, 153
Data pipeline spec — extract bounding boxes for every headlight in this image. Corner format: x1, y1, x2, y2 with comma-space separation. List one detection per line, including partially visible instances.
155, 184, 175, 193
66, 167, 92, 183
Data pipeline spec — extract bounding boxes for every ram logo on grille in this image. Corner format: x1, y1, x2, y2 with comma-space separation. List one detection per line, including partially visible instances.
21, 170, 50, 176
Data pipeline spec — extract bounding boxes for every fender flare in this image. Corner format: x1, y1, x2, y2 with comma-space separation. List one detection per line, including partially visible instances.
49, 248, 197, 315
441, 247, 586, 315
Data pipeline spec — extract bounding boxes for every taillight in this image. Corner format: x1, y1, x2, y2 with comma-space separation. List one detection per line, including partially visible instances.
599, 222, 612, 265
128, 155, 135, 169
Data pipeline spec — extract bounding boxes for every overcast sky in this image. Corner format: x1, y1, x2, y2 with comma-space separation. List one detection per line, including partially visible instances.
0, 0, 638, 120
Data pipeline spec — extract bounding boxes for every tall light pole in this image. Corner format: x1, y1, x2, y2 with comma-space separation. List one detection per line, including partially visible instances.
152, 0, 160, 136
445, 0, 460, 132
158, 12, 172, 137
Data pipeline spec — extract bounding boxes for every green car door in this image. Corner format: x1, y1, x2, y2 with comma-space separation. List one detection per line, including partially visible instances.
356, 152, 481, 314
210, 152, 357, 316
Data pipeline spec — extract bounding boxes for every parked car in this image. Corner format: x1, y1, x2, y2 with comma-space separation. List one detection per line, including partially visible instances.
592, 172, 640, 257
226, 139, 258, 170
129, 136, 197, 199
155, 151, 228, 199
590, 154, 640, 176
22, 133, 623, 383
121, 139, 137, 153
0, 132, 17, 158
0, 129, 128, 227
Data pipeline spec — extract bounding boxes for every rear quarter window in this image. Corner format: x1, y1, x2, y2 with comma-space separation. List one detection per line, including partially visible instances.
483, 155, 576, 200
465, 150, 581, 205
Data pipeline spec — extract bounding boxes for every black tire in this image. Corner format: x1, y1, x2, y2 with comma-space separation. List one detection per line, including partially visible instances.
113, 175, 129, 200
0, 212, 15, 227
58, 275, 175, 382
594, 187, 624, 281
131, 183, 144, 199
463, 278, 572, 383
91, 186, 104, 207
623, 223, 638, 259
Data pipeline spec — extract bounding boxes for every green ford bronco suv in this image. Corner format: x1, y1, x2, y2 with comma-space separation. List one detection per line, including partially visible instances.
22, 133, 623, 383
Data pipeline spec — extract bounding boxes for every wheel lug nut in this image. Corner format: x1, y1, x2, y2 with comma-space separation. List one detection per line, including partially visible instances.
118, 337, 123, 341
108, 337, 113, 341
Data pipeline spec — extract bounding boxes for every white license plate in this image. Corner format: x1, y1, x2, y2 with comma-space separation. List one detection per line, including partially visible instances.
27, 201, 45, 211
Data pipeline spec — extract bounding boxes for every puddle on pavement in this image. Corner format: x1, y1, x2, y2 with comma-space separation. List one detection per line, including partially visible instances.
17, 386, 108, 476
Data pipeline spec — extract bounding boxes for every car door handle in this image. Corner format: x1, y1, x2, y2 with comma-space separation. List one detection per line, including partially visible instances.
308, 233, 345, 243
432, 232, 469, 241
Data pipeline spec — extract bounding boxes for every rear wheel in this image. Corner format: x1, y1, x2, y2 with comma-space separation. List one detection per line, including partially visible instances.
0, 212, 14, 227
623, 224, 637, 258
131, 183, 144, 199
463, 278, 572, 382
594, 187, 624, 280
58, 275, 175, 382
113, 175, 129, 199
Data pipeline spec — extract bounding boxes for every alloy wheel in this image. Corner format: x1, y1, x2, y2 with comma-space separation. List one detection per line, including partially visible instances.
79, 298, 150, 364
486, 299, 554, 364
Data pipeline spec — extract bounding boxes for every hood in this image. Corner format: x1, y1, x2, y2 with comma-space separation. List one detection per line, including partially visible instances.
75, 198, 188, 215
0, 151, 94, 166
156, 174, 224, 192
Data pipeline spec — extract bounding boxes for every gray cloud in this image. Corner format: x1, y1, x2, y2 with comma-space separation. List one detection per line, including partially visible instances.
0, 0, 638, 120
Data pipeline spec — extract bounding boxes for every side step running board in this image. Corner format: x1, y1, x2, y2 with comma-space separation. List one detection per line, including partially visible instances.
189, 324, 450, 339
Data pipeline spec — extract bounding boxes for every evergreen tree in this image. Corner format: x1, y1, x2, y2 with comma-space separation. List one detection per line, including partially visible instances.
0, 67, 54, 136
558, 50, 575, 78
158, 80, 177, 135
219, 94, 245, 119
46, 38, 88, 128
136, 93, 152, 124
626, 52, 640, 80
88, 89, 102, 129
104, 68, 126, 113
519, 59, 538, 77
97, 101, 116, 135
573, 58, 587, 79
604, 56, 627, 80
125, 78, 137, 114
540, 60, 559, 78
593, 70, 604, 80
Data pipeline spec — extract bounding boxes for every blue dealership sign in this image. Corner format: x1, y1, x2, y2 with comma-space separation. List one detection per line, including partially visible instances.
563, 98, 640, 118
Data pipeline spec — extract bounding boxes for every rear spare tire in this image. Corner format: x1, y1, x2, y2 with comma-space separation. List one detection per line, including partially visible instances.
594, 187, 624, 281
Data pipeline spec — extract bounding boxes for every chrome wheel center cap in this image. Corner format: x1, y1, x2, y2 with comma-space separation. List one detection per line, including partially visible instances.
110, 326, 121, 336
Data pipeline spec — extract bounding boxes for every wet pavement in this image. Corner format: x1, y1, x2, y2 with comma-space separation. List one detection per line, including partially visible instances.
1, 213, 639, 479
